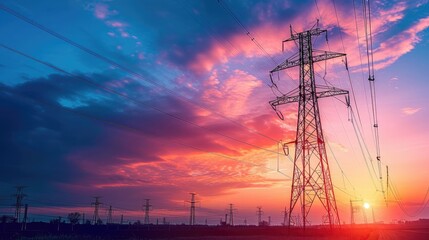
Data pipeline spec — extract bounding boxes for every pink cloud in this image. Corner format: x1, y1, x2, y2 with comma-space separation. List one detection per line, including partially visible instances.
187, 44, 229, 74
371, 2, 407, 35
301, 0, 427, 72
106, 20, 127, 28
94, 3, 117, 19
120, 31, 130, 38
202, 69, 262, 116
93, 6, 139, 41
401, 107, 422, 115
372, 16, 429, 69
184, 1, 338, 74
137, 52, 144, 60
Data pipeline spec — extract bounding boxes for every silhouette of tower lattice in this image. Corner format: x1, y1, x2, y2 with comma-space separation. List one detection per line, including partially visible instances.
187, 193, 196, 225
143, 199, 152, 224
92, 197, 102, 224
269, 26, 349, 228
13, 186, 26, 222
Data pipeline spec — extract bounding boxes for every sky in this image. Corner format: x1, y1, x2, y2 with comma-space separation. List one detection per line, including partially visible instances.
0, 0, 428, 226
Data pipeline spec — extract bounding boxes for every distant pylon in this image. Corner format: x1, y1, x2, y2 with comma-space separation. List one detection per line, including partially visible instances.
107, 205, 113, 224
282, 206, 288, 226
22, 204, 28, 231
13, 186, 26, 222
187, 193, 197, 225
227, 203, 237, 226
269, 25, 348, 229
91, 196, 102, 224
256, 206, 263, 226
350, 199, 364, 224
143, 199, 152, 224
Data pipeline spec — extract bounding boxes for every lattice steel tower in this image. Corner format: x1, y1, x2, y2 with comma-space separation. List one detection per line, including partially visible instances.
269, 26, 349, 228
92, 196, 102, 224
13, 186, 26, 222
143, 199, 152, 224
188, 193, 196, 225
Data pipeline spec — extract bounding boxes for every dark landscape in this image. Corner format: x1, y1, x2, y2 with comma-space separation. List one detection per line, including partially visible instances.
2, 221, 429, 240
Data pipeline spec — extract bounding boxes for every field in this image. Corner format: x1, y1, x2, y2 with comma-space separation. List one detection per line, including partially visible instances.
1, 221, 429, 240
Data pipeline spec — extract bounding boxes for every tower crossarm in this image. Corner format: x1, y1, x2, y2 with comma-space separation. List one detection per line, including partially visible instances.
269, 86, 348, 108
270, 51, 346, 73
315, 86, 349, 99
284, 28, 327, 42
269, 89, 299, 107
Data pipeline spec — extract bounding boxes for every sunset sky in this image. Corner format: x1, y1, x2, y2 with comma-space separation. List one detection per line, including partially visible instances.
0, 0, 428, 225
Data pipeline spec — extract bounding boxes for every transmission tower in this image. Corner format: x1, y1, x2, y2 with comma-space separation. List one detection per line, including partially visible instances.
143, 199, 152, 224
22, 204, 28, 231
227, 203, 237, 226
107, 205, 113, 224
282, 206, 288, 226
350, 199, 363, 224
187, 193, 197, 225
269, 25, 349, 229
256, 206, 263, 226
91, 196, 102, 224
13, 186, 26, 222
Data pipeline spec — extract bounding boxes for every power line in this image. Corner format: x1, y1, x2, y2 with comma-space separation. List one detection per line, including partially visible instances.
0, 44, 285, 160
324, 0, 385, 198
0, 2, 283, 149
1, 2, 298, 180
329, 0, 366, 139
300, 4, 376, 199
0, 84, 290, 178
216, 0, 279, 65
349, 107, 379, 190
216, 0, 297, 92
359, 0, 384, 202
352, 0, 373, 134
389, 179, 429, 217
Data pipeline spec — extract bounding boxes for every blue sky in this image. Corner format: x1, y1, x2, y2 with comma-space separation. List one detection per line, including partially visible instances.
0, 0, 428, 225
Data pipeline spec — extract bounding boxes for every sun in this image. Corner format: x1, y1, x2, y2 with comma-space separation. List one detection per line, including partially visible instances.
363, 202, 370, 209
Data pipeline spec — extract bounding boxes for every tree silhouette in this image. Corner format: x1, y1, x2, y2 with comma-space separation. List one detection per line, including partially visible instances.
67, 212, 81, 231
